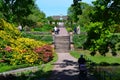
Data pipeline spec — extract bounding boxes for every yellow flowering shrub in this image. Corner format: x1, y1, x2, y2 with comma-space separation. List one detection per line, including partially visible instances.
0, 19, 54, 65
0, 19, 21, 39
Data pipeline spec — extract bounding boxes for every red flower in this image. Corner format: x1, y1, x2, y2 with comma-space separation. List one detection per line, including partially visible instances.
4, 46, 12, 52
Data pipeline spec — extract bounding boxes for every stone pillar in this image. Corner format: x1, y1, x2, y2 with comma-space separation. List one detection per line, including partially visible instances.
69, 32, 74, 50
52, 32, 55, 49
69, 32, 73, 43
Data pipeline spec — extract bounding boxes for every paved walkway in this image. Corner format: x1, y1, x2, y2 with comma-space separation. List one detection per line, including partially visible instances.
48, 53, 79, 80
57, 27, 69, 36
48, 26, 97, 80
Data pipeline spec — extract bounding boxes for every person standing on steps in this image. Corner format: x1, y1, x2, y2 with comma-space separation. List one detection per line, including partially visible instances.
77, 25, 80, 34
74, 26, 77, 34
54, 26, 57, 34
57, 27, 60, 34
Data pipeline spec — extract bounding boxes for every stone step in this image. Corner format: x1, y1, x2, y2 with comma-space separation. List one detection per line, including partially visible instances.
55, 45, 70, 50
54, 36, 70, 41
55, 42, 70, 45
55, 49, 70, 53
55, 40, 70, 42
54, 35, 70, 53
55, 43, 70, 48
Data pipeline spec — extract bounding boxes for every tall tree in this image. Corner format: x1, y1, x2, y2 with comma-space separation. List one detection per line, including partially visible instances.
27, 5, 46, 26
78, 2, 93, 27
0, 0, 35, 23
68, 0, 82, 23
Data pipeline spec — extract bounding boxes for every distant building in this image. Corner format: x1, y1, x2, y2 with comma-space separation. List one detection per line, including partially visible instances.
51, 15, 68, 20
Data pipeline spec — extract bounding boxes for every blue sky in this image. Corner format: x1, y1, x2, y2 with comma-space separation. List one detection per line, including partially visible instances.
35, 0, 95, 17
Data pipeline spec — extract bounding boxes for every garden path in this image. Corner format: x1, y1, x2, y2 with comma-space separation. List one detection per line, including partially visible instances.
48, 26, 97, 80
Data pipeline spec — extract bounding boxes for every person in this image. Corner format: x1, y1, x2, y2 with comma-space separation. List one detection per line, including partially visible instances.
78, 54, 86, 65
18, 24, 22, 31
74, 26, 77, 34
77, 25, 80, 34
54, 26, 57, 34
78, 54, 87, 74
78, 55, 87, 80
57, 27, 60, 34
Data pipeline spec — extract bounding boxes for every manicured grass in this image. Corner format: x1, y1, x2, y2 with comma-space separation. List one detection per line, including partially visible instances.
0, 63, 31, 72
21, 32, 53, 44
70, 50, 120, 64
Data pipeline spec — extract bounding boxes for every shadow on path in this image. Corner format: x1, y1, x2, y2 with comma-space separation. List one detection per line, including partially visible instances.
47, 60, 79, 80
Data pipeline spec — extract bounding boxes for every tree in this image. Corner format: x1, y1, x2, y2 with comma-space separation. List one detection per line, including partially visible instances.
26, 5, 46, 27
84, 0, 120, 56
78, 2, 93, 27
68, 0, 82, 23
0, 0, 35, 23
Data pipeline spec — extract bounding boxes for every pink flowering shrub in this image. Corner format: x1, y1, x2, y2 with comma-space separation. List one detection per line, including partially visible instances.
34, 45, 54, 62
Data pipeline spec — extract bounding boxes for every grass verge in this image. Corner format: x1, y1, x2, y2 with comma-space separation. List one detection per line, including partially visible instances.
70, 50, 120, 65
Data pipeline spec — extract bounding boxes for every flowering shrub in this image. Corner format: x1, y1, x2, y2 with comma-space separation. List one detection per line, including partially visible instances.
0, 19, 54, 65
34, 45, 54, 62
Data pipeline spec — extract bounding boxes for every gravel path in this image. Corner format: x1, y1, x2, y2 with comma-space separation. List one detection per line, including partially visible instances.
47, 53, 79, 80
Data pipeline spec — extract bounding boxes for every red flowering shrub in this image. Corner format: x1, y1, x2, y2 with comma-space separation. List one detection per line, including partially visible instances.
4, 46, 12, 52
34, 45, 54, 62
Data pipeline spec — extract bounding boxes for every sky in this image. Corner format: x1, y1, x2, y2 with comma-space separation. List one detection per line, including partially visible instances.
35, 0, 95, 17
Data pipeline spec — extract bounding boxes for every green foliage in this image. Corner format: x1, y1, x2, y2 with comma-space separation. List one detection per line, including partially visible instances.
0, 0, 47, 29
78, 2, 93, 27
83, 0, 120, 56
73, 34, 87, 48
84, 22, 114, 56
68, 0, 82, 22
0, 0, 35, 23
26, 5, 46, 27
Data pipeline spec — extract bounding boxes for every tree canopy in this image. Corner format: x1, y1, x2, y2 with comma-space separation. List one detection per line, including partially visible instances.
84, 0, 120, 56
68, 0, 82, 23
0, 0, 46, 27
0, 0, 35, 23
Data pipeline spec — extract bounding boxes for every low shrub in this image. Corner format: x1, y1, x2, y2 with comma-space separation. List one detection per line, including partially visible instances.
97, 62, 110, 66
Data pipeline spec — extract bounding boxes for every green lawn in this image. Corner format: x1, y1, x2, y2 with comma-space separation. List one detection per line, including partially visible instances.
70, 50, 120, 65
21, 32, 53, 44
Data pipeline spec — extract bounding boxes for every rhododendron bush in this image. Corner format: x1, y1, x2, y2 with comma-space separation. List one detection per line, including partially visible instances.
0, 19, 54, 65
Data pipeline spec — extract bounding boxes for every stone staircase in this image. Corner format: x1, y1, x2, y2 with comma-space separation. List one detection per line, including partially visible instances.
54, 36, 70, 53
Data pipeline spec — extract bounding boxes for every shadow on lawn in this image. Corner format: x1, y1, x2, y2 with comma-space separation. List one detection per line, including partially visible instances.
0, 60, 98, 80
